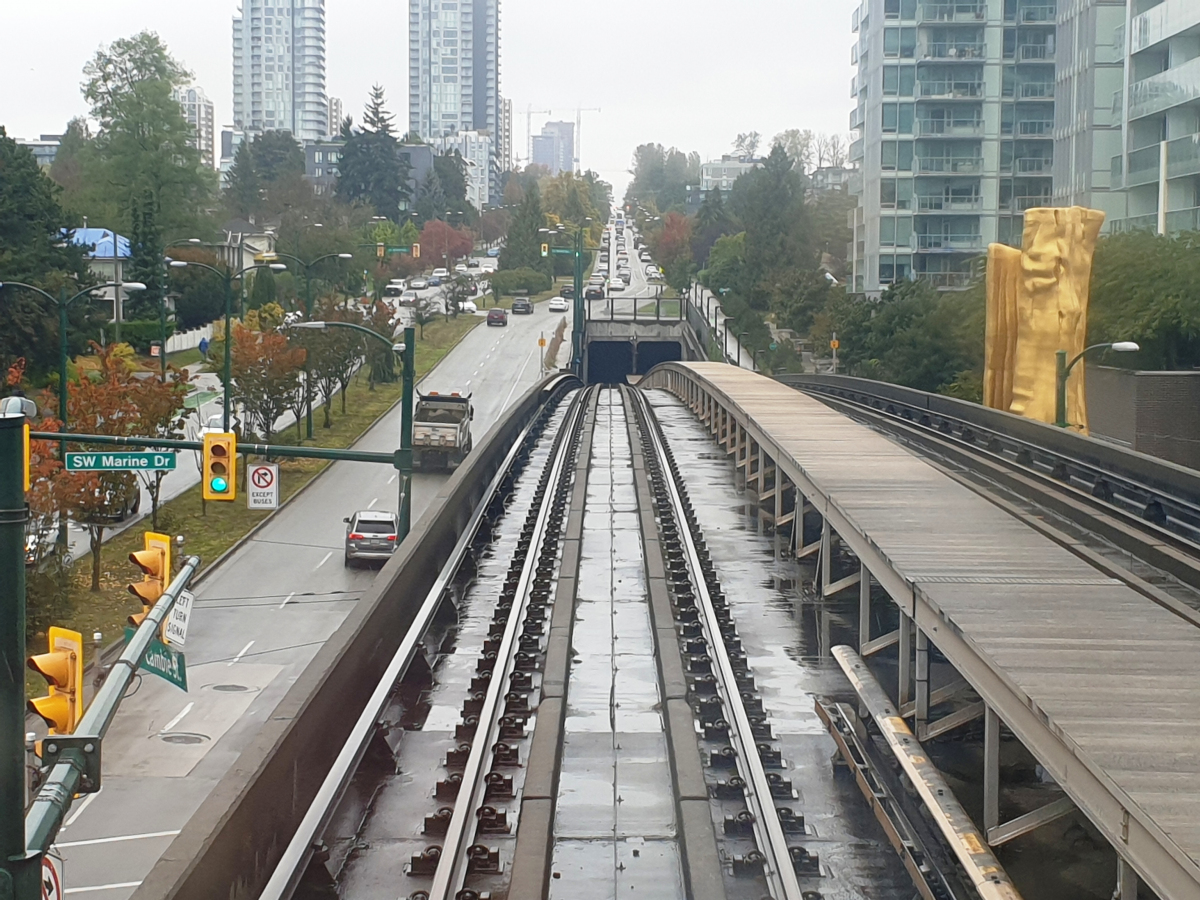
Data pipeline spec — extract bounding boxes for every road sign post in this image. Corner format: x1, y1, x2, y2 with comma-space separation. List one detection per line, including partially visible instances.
247, 463, 280, 510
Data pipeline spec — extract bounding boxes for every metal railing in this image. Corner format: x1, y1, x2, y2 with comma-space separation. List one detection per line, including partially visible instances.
1018, 43, 1054, 60
922, 41, 986, 59
1017, 119, 1054, 135
916, 155, 984, 173
920, 1, 986, 21
1019, 4, 1056, 21
916, 194, 983, 211
916, 233, 984, 250
920, 79, 985, 98
917, 117, 984, 135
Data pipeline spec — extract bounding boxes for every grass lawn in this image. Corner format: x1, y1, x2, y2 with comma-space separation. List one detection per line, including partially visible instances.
166, 347, 204, 368
25, 313, 481, 694
638, 299, 682, 318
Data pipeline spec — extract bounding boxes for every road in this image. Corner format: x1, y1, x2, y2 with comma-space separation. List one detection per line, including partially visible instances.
52, 289, 572, 898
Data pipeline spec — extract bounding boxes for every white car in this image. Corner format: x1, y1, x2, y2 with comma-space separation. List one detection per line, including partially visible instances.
410, 278, 429, 290
456, 299, 478, 314
432, 267, 450, 279
608, 280, 626, 293
548, 296, 569, 312
454, 263, 468, 274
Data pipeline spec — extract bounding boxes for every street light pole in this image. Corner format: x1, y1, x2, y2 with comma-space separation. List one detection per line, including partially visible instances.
1055, 341, 1140, 428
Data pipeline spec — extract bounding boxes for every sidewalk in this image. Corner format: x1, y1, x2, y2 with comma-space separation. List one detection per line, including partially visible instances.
684, 286, 755, 371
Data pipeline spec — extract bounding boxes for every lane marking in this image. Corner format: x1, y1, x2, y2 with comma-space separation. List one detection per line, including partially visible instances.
388, 474, 397, 484
315, 551, 333, 570
159, 702, 194, 734
229, 641, 254, 666
65, 882, 143, 895
278, 591, 296, 609
368, 497, 378, 509
62, 790, 99, 829
57, 830, 181, 849
502, 343, 541, 412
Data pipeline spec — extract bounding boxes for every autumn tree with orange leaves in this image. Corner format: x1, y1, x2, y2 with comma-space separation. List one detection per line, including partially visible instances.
229, 323, 306, 443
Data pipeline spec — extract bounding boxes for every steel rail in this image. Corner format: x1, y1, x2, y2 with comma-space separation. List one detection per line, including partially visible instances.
258, 385, 574, 900
630, 387, 803, 900
426, 388, 589, 900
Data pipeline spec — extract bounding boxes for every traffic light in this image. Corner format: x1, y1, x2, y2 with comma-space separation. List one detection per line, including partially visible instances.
376, 242, 385, 260
129, 532, 170, 627
541, 243, 549, 258
411, 243, 421, 259
28, 627, 83, 734
203, 432, 237, 501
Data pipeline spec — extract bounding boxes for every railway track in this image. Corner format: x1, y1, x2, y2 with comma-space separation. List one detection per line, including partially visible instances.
260, 384, 871, 900
792, 381, 1200, 628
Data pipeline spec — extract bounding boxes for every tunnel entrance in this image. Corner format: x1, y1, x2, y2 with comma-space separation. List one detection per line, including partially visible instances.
585, 340, 683, 384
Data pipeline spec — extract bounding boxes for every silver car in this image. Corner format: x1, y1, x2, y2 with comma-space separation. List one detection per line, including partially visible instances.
344, 510, 400, 565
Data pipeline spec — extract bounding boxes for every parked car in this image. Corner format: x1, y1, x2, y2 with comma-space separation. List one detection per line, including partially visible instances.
548, 296, 569, 312
487, 307, 509, 326
344, 510, 400, 566
486, 247, 501, 257
410, 278, 429, 290
512, 297, 534, 314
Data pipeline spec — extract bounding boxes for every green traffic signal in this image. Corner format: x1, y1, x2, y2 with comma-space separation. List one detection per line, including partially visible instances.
209, 475, 229, 493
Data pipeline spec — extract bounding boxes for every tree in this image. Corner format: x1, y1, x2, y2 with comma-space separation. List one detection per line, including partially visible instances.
691, 188, 734, 267
773, 129, 815, 174
129, 367, 193, 530
733, 132, 762, 159
80, 31, 215, 236
434, 151, 473, 220
815, 133, 849, 169
500, 182, 549, 277
252, 130, 305, 184
224, 141, 261, 218
479, 208, 510, 246
229, 324, 306, 442
248, 268, 278, 309
124, 191, 165, 321
701, 233, 748, 297
420, 219, 474, 268
364, 300, 398, 390
445, 274, 476, 316
0, 128, 96, 380
335, 88, 412, 220
648, 213, 695, 292
413, 168, 447, 224
168, 246, 226, 328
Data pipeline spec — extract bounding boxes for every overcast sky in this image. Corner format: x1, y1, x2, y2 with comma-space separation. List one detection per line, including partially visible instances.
0, 0, 854, 199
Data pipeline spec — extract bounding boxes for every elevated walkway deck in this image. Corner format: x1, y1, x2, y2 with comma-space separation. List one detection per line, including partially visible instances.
643, 362, 1200, 900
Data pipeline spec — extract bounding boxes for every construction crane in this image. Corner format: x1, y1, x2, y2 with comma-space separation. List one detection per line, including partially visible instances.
524, 105, 553, 167
574, 107, 601, 173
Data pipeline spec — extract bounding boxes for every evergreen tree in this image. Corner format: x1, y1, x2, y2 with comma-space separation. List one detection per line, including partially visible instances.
251, 130, 305, 184
224, 141, 261, 218
248, 268, 277, 309
334, 88, 411, 220
414, 168, 446, 224
691, 188, 733, 266
124, 191, 164, 321
500, 182, 550, 278
363, 84, 395, 136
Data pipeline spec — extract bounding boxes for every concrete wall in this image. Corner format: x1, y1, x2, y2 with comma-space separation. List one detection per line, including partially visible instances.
1088, 364, 1200, 469
583, 321, 705, 384
133, 374, 579, 900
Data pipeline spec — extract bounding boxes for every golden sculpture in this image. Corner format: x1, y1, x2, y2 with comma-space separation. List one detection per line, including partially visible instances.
985, 207, 1106, 432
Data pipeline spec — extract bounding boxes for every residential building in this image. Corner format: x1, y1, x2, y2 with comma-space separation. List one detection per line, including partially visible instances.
304, 140, 343, 195
408, 0, 499, 143
847, 0, 1056, 294
700, 155, 761, 192
1108, 0, 1200, 234
1051, 0, 1126, 217
16, 136, 62, 168
328, 95, 344, 136
232, 0, 329, 142
66, 228, 130, 323
399, 142, 437, 211
436, 130, 495, 209
218, 220, 279, 271
531, 121, 574, 175
499, 96, 514, 172
173, 86, 217, 169
219, 128, 247, 186
811, 165, 853, 193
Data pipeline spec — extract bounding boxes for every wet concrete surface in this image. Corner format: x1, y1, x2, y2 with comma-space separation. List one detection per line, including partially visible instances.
550, 389, 687, 900
329, 397, 578, 899
645, 389, 916, 900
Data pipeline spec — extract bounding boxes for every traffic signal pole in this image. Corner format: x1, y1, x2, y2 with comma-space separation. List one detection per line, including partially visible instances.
0, 412, 33, 897
399, 326, 415, 541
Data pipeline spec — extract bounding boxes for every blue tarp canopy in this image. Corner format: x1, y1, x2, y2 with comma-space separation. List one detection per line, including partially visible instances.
65, 228, 131, 259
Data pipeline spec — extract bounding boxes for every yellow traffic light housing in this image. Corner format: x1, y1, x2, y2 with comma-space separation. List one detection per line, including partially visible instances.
411, 243, 421, 259
203, 432, 237, 501
128, 531, 171, 626
28, 627, 83, 734
541, 243, 549, 258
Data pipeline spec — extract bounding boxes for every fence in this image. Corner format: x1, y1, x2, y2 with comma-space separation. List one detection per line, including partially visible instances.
166, 323, 214, 355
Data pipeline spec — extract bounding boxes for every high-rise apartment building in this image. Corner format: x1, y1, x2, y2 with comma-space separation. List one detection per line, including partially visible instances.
232, 0, 329, 142
498, 96, 513, 172
408, 0, 499, 142
173, 86, 217, 169
848, 0, 1055, 293
436, 131, 495, 209
327, 96, 344, 137
531, 121, 575, 175
1108, 0, 1200, 234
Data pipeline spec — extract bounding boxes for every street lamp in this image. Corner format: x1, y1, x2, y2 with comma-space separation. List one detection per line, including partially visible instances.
263, 251, 354, 439
1055, 341, 1139, 428
291, 320, 416, 541
0, 280, 146, 547
167, 261, 287, 432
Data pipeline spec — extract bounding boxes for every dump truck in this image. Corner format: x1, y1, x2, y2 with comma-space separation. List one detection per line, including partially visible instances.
412, 391, 474, 470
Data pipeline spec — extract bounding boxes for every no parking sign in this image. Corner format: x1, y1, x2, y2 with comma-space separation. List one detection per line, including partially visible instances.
247, 463, 280, 510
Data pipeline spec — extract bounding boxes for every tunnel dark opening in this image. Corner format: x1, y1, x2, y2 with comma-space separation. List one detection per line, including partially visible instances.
585, 340, 683, 384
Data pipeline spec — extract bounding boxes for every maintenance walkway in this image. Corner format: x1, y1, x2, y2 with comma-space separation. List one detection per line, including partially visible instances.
644, 361, 1200, 900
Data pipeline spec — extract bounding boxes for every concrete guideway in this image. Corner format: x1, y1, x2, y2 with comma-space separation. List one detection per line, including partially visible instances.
645, 361, 1200, 900
54, 298, 571, 900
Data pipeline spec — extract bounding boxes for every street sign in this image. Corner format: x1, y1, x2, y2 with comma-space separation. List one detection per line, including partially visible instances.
830, 339, 840, 350
538, 337, 547, 348
163, 589, 194, 648
247, 463, 280, 510
41, 854, 62, 900
65, 452, 176, 471
124, 627, 187, 691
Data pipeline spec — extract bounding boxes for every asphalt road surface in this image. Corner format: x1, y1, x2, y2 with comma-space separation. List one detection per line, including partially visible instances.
52, 293, 571, 898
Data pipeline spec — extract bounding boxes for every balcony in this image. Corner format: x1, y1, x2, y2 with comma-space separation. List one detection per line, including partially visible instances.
850, 105, 865, 129
1108, 212, 1158, 233
1018, 82, 1054, 99
1129, 57, 1200, 121
920, 271, 974, 288
1017, 43, 1054, 61
921, 41, 986, 60
1166, 206, 1200, 233
920, 1, 986, 22
916, 155, 984, 173
1001, 194, 1052, 212
916, 233, 984, 250
916, 116, 984, 136
1013, 156, 1053, 174
920, 79, 984, 99
1016, 119, 1054, 136
916, 194, 983, 211
1019, 4, 1056, 22
1166, 133, 1200, 181
1130, 0, 1200, 54
849, 137, 864, 162
1126, 144, 1161, 187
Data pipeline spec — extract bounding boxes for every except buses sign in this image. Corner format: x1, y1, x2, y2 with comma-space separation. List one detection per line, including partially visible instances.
65, 452, 177, 471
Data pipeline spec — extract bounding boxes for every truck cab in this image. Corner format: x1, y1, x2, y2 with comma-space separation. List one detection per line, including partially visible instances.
412, 391, 474, 471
